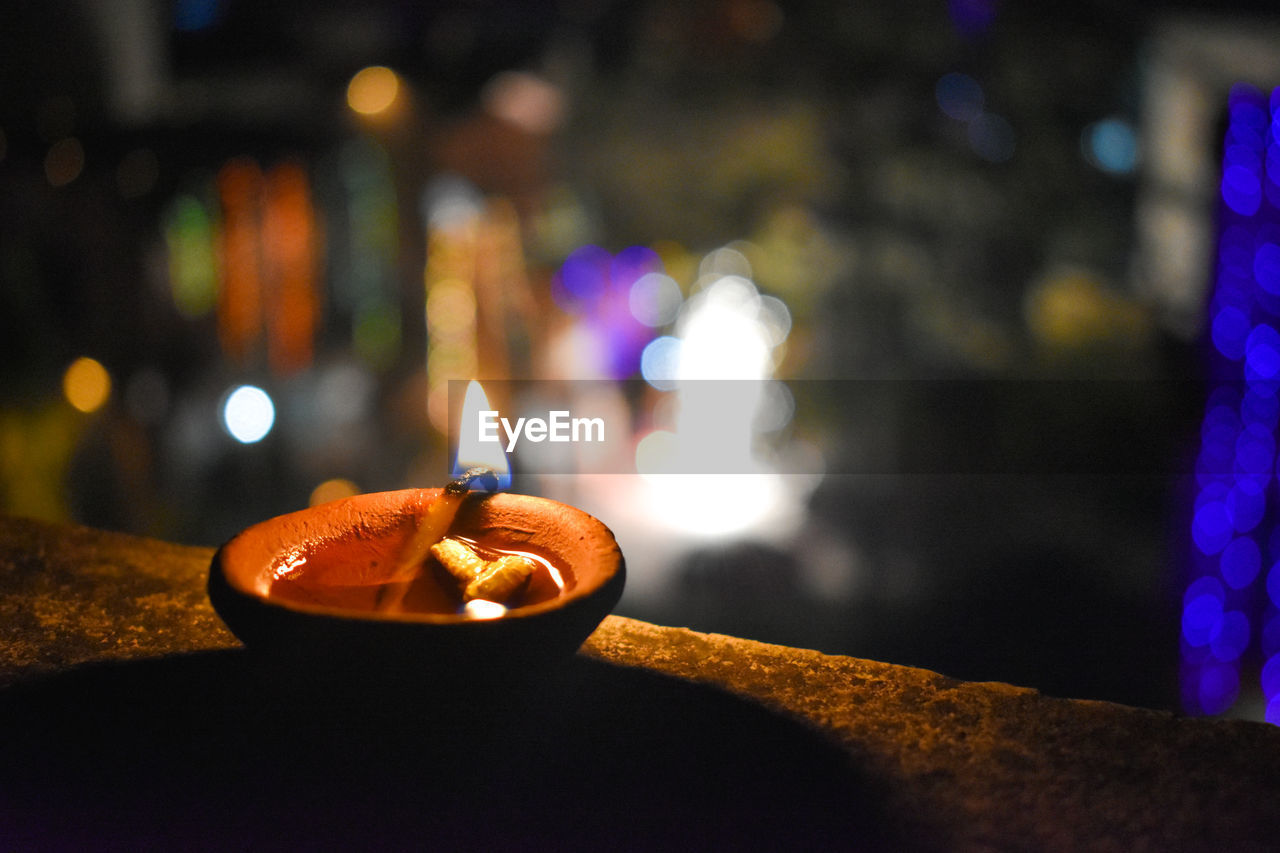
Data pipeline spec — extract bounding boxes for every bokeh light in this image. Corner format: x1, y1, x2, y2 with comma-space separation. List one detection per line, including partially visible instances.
1209, 610, 1250, 662
1083, 118, 1139, 175
635, 429, 679, 475
698, 245, 753, 280
1191, 499, 1233, 555
753, 380, 795, 433
221, 385, 275, 444
1245, 323, 1280, 380
1222, 164, 1262, 217
1182, 591, 1224, 647
309, 478, 360, 507
1198, 662, 1240, 715
1211, 305, 1249, 359
556, 244, 612, 306
174, 0, 222, 31
1227, 481, 1266, 533
948, 0, 996, 37
968, 113, 1016, 163
640, 336, 682, 391
1186, 85, 1280, 722
44, 138, 84, 187
347, 66, 400, 116
1184, 576, 1225, 608
163, 194, 218, 318
936, 72, 984, 122
481, 71, 564, 135
629, 272, 683, 327
677, 276, 772, 380
62, 357, 111, 414
1268, 560, 1280, 608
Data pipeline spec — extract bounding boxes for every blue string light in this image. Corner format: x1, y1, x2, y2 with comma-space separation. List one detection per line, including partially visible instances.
1185, 83, 1280, 722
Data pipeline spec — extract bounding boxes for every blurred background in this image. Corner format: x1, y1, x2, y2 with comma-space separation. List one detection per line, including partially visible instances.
5, 0, 1280, 720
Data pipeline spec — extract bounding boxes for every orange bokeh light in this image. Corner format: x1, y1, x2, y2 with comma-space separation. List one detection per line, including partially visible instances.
347, 66, 400, 116
63, 357, 111, 413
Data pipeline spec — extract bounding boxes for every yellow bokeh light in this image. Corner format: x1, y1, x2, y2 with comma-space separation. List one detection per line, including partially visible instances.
309, 478, 360, 507
63, 357, 111, 413
347, 66, 400, 116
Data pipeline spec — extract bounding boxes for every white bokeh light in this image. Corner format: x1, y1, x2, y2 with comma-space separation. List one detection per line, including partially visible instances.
222, 385, 275, 444
629, 272, 683, 327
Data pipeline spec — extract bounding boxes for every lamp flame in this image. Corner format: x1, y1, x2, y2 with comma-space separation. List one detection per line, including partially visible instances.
454, 380, 511, 488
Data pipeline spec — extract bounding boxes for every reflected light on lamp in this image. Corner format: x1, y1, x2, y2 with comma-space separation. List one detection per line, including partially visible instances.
63, 357, 111, 413
347, 66, 400, 116
464, 598, 508, 620
454, 380, 511, 488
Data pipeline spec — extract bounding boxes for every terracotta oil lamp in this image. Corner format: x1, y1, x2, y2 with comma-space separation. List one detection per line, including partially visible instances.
208, 469, 625, 680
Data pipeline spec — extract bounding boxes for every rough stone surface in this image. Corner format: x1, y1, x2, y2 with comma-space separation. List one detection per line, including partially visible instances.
0, 515, 236, 687
580, 617, 1280, 851
3, 513, 1280, 851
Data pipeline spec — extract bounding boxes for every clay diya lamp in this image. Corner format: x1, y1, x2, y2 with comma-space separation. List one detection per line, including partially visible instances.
208, 476, 625, 682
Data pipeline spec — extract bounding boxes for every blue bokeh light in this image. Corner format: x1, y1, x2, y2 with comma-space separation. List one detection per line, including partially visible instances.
1242, 388, 1279, 427
1192, 501, 1235, 555
1254, 243, 1280, 294
640, 336, 682, 391
611, 245, 663, 289
936, 73, 984, 122
174, 0, 222, 32
1083, 118, 1139, 175
1229, 96, 1268, 131
556, 244, 612, 306
968, 113, 1016, 163
1199, 663, 1241, 715
1223, 165, 1263, 217
1221, 536, 1262, 589
1184, 575, 1226, 608
1224, 143, 1262, 172
947, 0, 997, 37
1227, 482, 1267, 533
1210, 610, 1251, 662
1211, 306, 1250, 360
1246, 324, 1280, 379
1262, 652, 1280, 696
1234, 423, 1275, 474
1182, 593, 1224, 647
1263, 612, 1280, 657
1186, 84, 1280, 721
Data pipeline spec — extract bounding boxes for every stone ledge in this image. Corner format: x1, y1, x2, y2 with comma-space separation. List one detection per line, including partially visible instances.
2, 513, 1278, 851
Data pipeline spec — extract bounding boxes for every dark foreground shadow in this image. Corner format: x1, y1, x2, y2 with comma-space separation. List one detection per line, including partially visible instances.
0, 651, 923, 852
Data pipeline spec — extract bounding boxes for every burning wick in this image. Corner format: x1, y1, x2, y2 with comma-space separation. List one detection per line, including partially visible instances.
446, 466, 500, 496
375, 466, 500, 613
